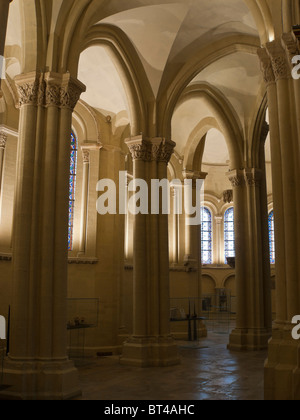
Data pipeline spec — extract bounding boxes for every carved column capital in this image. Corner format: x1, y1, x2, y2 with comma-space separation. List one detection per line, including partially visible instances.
15, 72, 41, 107
126, 136, 176, 164
125, 136, 150, 162
266, 39, 291, 81
15, 72, 86, 110
44, 72, 85, 110
244, 168, 262, 187
226, 169, 244, 188
257, 47, 275, 85
150, 138, 176, 164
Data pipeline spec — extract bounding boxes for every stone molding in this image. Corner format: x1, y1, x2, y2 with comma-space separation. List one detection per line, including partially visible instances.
266, 40, 290, 81
68, 257, 98, 265
0, 132, 7, 149
126, 136, 176, 164
82, 149, 90, 164
15, 72, 86, 111
227, 168, 262, 188
223, 189, 233, 203
244, 168, 262, 187
257, 47, 275, 85
0, 253, 12, 261
226, 169, 244, 188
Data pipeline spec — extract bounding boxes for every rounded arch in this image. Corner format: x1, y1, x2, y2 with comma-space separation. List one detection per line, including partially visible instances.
158, 37, 260, 139
223, 274, 236, 296
202, 273, 217, 295
176, 83, 243, 171
73, 100, 101, 144
202, 198, 219, 217
79, 24, 154, 136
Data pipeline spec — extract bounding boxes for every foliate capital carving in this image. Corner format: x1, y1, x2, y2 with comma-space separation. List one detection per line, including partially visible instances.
126, 138, 150, 162
266, 39, 290, 81
150, 138, 176, 164
226, 170, 244, 188
226, 168, 262, 188
0, 132, 7, 149
15, 73, 40, 107
126, 137, 175, 164
244, 168, 262, 187
15, 72, 85, 110
257, 47, 275, 85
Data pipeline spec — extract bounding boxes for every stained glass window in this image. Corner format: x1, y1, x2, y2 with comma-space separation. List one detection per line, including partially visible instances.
68, 132, 77, 251
224, 207, 235, 264
201, 207, 213, 265
268, 210, 275, 265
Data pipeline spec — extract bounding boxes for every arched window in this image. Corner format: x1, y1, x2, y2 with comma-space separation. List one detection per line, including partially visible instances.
201, 207, 213, 265
268, 210, 275, 265
224, 207, 235, 264
68, 132, 78, 251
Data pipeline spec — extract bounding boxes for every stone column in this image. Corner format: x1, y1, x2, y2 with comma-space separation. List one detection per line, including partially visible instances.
121, 136, 180, 367
258, 34, 300, 400
215, 216, 223, 265
79, 148, 90, 254
227, 168, 272, 351
0, 131, 7, 198
171, 186, 180, 265
2, 71, 85, 400
182, 170, 207, 337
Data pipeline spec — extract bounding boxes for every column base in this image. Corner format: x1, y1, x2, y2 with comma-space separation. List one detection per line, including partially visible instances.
120, 336, 180, 367
264, 326, 300, 400
227, 328, 271, 351
0, 357, 82, 400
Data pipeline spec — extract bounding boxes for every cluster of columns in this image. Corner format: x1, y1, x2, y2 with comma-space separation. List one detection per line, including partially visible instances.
258, 32, 300, 400
121, 136, 180, 367
226, 166, 272, 351
2, 71, 85, 399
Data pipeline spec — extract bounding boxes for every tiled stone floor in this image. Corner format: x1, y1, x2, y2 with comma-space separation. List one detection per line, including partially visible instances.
77, 331, 267, 401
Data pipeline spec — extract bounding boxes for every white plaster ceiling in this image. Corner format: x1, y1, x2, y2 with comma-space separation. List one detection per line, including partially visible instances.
78, 45, 130, 119
171, 95, 213, 156
101, 0, 258, 97
203, 129, 229, 165
190, 52, 262, 127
